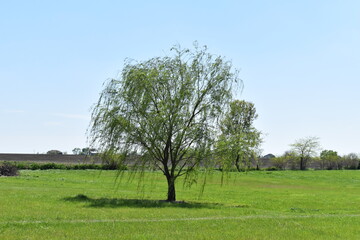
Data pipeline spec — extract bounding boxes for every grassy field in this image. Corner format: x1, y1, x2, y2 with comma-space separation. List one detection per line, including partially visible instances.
1, 170, 360, 239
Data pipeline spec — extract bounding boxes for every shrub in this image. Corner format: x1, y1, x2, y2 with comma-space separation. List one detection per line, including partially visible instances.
270, 157, 287, 170
73, 164, 101, 170
40, 163, 56, 170
2, 161, 128, 171
30, 163, 41, 170
0, 162, 19, 176
265, 166, 280, 171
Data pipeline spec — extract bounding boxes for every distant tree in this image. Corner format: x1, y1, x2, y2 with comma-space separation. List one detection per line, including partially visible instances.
81, 148, 98, 155
72, 148, 82, 155
320, 150, 339, 170
253, 149, 264, 170
47, 150, 63, 155
342, 153, 360, 169
290, 137, 320, 170
283, 151, 299, 170
72, 148, 97, 155
271, 151, 298, 170
271, 156, 287, 170
263, 154, 276, 159
216, 100, 262, 171
90, 44, 240, 202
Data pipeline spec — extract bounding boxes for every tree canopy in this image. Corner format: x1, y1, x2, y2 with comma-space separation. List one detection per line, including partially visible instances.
216, 100, 262, 171
72, 148, 98, 155
46, 150, 63, 155
320, 150, 339, 169
90, 44, 240, 201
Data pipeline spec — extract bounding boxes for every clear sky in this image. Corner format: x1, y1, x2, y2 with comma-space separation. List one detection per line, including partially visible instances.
0, 0, 359, 156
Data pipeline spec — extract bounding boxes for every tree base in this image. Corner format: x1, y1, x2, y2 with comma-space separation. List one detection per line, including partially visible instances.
160, 200, 186, 203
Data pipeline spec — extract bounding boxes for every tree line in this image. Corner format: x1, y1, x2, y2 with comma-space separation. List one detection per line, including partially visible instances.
270, 136, 359, 170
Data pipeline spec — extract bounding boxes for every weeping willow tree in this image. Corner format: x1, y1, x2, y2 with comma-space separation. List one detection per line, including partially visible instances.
89, 44, 240, 202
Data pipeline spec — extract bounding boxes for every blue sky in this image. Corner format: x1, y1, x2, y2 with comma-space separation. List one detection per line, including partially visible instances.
0, 0, 359, 155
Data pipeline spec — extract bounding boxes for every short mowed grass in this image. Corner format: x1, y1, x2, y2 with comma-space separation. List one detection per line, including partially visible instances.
1, 170, 360, 239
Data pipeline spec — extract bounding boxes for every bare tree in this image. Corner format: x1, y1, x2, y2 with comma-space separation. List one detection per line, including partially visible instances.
290, 136, 320, 170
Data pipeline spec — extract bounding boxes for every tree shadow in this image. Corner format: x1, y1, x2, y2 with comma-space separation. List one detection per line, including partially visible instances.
63, 194, 223, 209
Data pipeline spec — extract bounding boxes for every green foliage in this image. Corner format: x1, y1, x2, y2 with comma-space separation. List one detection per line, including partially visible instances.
320, 150, 340, 170
100, 149, 127, 170
216, 100, 262, 171
90, 43, 240, 201
1, 161, 127, 171
46, 150, 63, 155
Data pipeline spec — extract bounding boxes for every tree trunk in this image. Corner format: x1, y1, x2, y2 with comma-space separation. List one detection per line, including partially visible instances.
235, 154, 241, 172
166, 176, 176, 202
300, 157, 305, 170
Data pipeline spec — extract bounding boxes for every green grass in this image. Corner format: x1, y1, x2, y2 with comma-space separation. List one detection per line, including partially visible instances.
1, 170, 360, 239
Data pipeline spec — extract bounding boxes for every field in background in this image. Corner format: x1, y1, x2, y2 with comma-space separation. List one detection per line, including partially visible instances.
0, 154, 101, 164
1, 170, 360, 239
